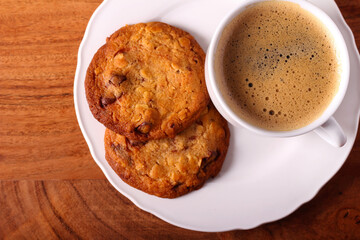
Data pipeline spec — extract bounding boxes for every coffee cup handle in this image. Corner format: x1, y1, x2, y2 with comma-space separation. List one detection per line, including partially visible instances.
313, 117, 346, 147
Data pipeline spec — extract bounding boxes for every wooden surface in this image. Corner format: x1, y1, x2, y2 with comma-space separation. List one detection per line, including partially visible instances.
0, 0, 359, 239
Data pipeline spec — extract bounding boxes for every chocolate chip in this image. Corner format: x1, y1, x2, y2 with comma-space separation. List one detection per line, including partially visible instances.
189, 136, 196, 140
111, 143, 133, 166
171, 182, 183, 190
111, 143, 126, 152
135, 122, 152, 134
126, 138, 145, 147
110, 143, 118, 150
200, 150, 220, 172
100, 96, 116, 107
109, 74, 127, 86
196, 120, 203, 126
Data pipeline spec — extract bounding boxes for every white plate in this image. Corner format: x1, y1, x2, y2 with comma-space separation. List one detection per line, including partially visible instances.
74, 0, 360, 231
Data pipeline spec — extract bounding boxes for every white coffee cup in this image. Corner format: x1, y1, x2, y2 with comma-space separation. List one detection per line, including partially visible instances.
205, 0, 350, 147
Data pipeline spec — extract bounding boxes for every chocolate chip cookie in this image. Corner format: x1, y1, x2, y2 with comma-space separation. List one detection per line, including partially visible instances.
104, 104, 230, 198
85, 22, 209, 141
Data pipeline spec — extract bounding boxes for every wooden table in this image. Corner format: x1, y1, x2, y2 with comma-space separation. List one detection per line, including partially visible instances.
0, 0, 359, 239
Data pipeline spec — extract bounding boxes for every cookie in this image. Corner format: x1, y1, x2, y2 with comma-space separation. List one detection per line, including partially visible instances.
104, 104, 230, 198
85, 22, 209, 141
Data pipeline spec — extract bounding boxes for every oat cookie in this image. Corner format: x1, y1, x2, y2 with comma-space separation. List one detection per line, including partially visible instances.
85, 22, 209, 141
104, 104, 230, 198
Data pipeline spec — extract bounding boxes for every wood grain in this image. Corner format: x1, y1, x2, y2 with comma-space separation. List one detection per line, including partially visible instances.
0, 0, 359, 239
0, 0, 104, 180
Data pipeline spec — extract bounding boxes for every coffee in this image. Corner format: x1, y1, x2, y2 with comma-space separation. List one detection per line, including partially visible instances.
215, 1, 341, 131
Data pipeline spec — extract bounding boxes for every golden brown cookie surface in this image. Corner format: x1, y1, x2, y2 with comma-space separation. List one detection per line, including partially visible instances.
104, 104, 230, 198
85, 22, 209, 141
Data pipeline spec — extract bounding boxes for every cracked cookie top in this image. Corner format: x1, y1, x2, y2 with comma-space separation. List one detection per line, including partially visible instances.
85, 22, 209, 141
104, 104, 230, 198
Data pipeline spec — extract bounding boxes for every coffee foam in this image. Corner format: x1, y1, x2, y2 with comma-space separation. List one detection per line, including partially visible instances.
215, 1, 340, 131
